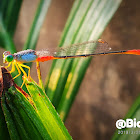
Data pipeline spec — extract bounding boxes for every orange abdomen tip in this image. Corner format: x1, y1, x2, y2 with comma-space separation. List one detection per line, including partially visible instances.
37, 56, 55, 62
126, 50, 140, 55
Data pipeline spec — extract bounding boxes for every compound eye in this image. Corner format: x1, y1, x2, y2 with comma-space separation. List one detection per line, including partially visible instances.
6, 55, 13, 62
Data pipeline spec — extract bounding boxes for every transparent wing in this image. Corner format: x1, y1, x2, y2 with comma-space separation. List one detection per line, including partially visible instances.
36, 39, 111, 57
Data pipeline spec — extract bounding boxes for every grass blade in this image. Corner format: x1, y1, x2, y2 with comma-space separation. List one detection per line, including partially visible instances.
0, 0, 22, 47
0, 16, 16, 53
1, 66, 72, 139
4, 0, 23, 36
0, 98, 10, 140
24, 78, 72, 139
23, 0, 51, 50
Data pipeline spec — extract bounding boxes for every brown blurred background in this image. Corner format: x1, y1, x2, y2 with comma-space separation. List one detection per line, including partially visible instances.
2, 0, 140, 139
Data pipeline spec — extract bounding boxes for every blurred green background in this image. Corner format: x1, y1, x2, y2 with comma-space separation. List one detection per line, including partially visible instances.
0, 0, 140, 139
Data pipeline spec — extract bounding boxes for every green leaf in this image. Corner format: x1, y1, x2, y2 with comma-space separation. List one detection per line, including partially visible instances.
24, 78, 72, 139
1, 92, 20, 140
23, 0, 51, 50
45, 0, 122, 121
4, 0, 23, 36
0, 98, 10, 140
1, 66, 72, 139
0, 0, 23, 47
0, 17, 16, 53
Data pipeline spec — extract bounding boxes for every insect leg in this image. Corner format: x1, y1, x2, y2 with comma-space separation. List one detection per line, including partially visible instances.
13, 63, 21, 79
18, 63, 31, 78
